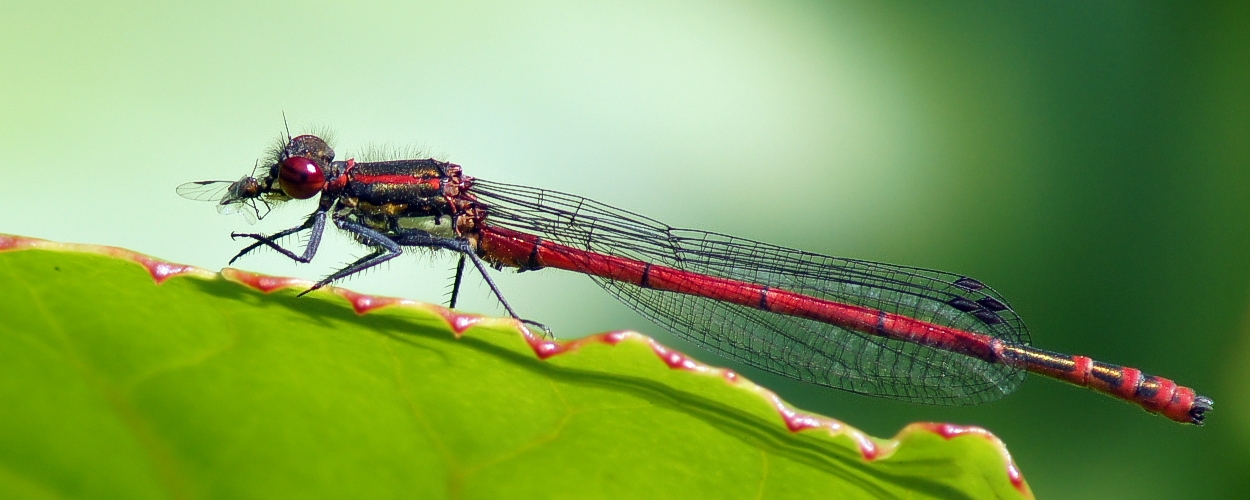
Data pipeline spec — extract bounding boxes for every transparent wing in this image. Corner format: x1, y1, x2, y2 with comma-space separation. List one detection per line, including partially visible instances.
176, 180, 233, 202
176, 180, 262, 224
216, 197, 262, 224
472, 179, 1029, 405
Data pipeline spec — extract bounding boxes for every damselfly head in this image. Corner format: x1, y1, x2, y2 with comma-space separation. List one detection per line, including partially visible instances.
282, 134, 335, 164
265, 134, 336, 200
178, 133, 340, 221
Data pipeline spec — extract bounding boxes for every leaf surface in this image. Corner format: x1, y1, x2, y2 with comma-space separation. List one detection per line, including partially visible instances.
0, 235, 1031, 499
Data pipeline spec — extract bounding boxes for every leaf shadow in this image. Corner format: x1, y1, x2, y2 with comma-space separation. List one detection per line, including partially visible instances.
184, 277, 454, 362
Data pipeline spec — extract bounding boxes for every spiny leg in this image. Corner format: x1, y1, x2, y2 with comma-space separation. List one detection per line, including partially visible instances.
457, 242, 555, 339
230, 210, 327, 264
296, 248, 386, 297
442, 238, 555, 339
448, 253, 466, 309
297, 217, 403, 296
393, 230, 554, 339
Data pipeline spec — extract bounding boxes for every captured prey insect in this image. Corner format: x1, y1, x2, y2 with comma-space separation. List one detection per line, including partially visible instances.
179, 132, 1213, 425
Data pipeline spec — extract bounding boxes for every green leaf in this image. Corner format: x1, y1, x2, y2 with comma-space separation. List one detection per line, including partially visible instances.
0, 235, 1031, 499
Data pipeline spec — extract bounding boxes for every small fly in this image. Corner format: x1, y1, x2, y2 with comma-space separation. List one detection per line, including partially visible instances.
174, 167, 270, 222
179, 131, 1212, 425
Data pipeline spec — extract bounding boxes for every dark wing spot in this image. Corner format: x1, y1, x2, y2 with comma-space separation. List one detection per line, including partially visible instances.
976, 297, 1009, 311
973, 310, 1004, 325
954, 277, 986, 291
947, 297, 982, 312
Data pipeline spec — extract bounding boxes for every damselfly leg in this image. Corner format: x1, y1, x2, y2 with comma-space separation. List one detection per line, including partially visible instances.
389, 228, 555, 338
230, 216, 554, 338
230, 210, 328, 264
449, 254, 467, 309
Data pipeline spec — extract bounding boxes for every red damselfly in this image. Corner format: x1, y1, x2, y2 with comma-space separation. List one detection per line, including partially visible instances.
178, 133, 1212, 425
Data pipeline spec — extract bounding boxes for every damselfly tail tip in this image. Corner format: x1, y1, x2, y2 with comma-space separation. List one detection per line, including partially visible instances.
1189, 396, 1214, 425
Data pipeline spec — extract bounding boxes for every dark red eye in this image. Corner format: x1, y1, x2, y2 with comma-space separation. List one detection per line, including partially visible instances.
278, 156, 326, 199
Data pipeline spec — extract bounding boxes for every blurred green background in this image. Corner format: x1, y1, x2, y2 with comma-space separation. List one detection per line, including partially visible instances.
2, 1, 1246, 497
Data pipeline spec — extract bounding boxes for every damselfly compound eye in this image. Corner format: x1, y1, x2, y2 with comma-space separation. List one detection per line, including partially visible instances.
278, 156, 325, 199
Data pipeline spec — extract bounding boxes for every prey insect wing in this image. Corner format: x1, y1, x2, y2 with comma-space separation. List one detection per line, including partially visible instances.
176, 180, 232, 202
